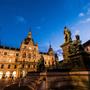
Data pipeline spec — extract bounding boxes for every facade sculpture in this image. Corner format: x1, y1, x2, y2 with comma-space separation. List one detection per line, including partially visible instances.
69, 35, 82, 54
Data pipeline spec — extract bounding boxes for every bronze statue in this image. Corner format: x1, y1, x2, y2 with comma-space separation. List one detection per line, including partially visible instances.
64, 27, 72, 43
68, 34, 82, 54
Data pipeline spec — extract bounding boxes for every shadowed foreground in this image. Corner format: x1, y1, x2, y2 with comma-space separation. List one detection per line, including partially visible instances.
4, 84, 30, 90
2, 71, 90, 90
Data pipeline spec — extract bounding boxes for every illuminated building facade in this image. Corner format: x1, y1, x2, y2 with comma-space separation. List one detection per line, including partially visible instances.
0, 31, 56, 79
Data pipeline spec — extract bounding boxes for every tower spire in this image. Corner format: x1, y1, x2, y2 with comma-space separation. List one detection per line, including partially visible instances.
28, 27, 32, 38
48, 42, 54, 55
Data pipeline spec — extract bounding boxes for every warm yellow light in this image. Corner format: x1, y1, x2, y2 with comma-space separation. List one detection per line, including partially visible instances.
12, 71, 16, 78
9, 59, 11, 62
0, 71, 3, 79
22, 70, 26, 77
5, 71, 10, 78
29, 47, 32, 50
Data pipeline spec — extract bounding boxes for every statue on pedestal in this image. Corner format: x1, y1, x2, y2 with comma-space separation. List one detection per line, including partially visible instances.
68, 34, 82, 54
64, 27, 72, 43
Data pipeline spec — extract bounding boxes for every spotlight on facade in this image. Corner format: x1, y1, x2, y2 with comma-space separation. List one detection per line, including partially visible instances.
5, 71, 10, 78
0, 71, 3, 79
22, 70, 26, 77
12, 71, 17, 79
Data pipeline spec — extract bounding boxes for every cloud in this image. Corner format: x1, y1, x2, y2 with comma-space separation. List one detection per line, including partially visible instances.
79, 12, 84, 17
75, 30, 80, 35
87, 8, 90, 15
78, 3, 90, 17
16, 16, 26, 23
80, 17, 90, 24
78, 4, 90, 24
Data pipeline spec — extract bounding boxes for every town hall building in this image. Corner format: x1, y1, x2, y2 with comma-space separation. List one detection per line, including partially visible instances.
0, 31, 56, 79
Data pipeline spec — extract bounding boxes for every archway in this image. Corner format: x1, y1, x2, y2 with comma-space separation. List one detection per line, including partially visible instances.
0, 71, 3, 79
22, 70, 27, 77
12, 71, 17, 79
5, 71, 10, 78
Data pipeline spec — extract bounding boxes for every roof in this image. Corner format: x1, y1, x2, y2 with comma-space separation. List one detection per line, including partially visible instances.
39, 52, 48, 55
83, 40, 90, 47
24, 37, 34, 45
0, 45, 20, 51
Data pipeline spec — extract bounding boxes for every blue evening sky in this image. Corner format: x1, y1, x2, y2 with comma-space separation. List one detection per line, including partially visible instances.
0, 0, 90, 55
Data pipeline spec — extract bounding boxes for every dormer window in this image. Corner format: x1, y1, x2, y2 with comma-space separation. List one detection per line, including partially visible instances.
16, 53, 19, 56
4, 52, 7, 55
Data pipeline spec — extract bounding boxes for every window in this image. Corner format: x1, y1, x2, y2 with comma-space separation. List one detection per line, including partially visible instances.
4, 52, 7, 55
28, 53, 31, 58
8, 65, 10, 69
1, 64, 4, 69
15, 58, 17, 62
14, 65, 17, 69
33, 54, 36, 59
28, 64, 30, 68
0, 52, 1, 55
16, 53, 19, 56
22, 64, 24, 68
22, 53, 26, 58
45, 61, 46, 64
48, 61, 50, 65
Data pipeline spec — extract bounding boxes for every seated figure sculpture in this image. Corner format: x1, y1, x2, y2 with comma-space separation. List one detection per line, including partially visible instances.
69, 35, 83, 54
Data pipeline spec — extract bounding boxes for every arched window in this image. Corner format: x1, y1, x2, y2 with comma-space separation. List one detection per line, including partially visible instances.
15, 58, 18, 62
16, 53, 19, 56
0, 71, 3, 79
22, 64, 24, 68
28, 53, 31, 58
5, 71, 10, 78
28, 64, 30, 68
4, 52, 7, 55
1, 64, 4, 69
22, 53, 26, 58
12, 71, 17, 78
14, 65, 17, 69
8, 65, 10, 69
